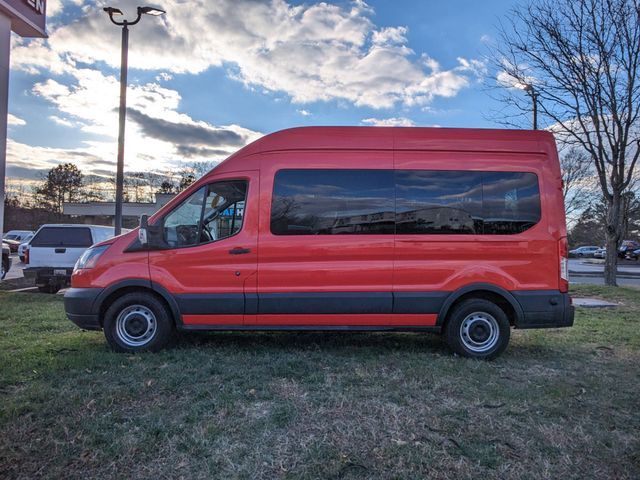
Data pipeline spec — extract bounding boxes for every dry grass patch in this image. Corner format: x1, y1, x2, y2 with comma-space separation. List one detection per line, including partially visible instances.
0, 285, 639, 479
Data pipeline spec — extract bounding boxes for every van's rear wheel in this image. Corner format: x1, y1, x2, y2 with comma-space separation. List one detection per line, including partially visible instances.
444, 299, 510, 360
103, 292, 174, 352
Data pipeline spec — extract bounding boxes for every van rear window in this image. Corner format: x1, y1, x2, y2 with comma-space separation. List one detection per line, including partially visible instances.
31, 227, 93, 248
271, 169, 541, 235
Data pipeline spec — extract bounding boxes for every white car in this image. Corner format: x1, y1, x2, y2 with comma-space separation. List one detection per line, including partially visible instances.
569, 246, 600, 257
17, 236, 34, 262
3, 230, 34, 242
23, 224, 122, 293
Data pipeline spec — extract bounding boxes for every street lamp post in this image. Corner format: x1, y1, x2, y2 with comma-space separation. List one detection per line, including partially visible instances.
104, 6, 165, 235
523, 83, 538, 130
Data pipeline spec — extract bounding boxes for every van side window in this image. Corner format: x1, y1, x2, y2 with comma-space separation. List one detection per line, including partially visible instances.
396, 171, 483, 234
271, 169, 394, 235
163, 181, 247, 248
270, 169, 540, 236
482, 172, 541, 234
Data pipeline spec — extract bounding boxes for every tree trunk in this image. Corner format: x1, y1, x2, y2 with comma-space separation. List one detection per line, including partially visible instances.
604, 194, 622, 286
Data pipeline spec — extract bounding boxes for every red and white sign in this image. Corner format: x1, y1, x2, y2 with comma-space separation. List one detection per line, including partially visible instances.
0, 0, 47, 37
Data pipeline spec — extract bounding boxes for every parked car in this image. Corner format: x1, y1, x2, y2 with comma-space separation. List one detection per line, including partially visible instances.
593, 247, 606, 259
619, 240, 640, 259
17, 241, 29, 263
2, 231, 34, 253
3, 230, 34, 242
24, 225, 120, 294
1, 242, 11, 280
569, 246, 600, 257
2, 238, 21, 253
64, 127, 574, 360
628, 248, 640, 261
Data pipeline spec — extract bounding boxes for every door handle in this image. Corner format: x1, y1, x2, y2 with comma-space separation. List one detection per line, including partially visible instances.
229, 247, 251, 255
55, 248, 66, 253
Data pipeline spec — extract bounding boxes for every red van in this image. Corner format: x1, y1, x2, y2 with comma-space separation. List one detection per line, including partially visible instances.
64, 127, 573, 359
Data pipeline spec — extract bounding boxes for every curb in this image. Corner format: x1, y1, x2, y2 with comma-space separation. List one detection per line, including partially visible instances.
570, 271, 640, 279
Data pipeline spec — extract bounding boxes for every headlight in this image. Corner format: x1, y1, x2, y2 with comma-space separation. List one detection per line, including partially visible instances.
74, 245, 110, 270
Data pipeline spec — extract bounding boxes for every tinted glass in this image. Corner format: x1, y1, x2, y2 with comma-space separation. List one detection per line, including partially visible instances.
396, 171, 483, 234
482, 172, 541, 234
31, 227, 93, 247
271, 169, 394, 235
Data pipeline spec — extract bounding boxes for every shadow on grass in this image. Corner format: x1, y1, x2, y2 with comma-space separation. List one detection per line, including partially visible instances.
175, 330, 449, 355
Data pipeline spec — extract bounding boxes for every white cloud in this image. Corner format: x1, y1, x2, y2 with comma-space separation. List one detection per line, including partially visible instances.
362, 117, 415, 127
297, 109, 312, 116
371, 26, 408, 46
4, 64, 263, 182
7, 114, 26, 126
49, 115, 75, 127
46, 0, 84, 18
156, 72, 173, 82
13, 0, 483, 109
480, 34, 492, 44
496, 60, 536, 90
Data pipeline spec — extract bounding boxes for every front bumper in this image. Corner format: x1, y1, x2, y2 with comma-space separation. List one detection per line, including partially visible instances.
513, 291, 575, 329
64, 287, 104, 330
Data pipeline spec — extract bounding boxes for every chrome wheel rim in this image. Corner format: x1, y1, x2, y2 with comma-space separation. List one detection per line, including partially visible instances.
460, 311, 499, 353
115, 305, 157, 347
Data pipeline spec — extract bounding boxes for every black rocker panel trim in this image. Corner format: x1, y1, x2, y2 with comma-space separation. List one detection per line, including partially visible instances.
175, 293, 245, 315
258, 292, 393, 315
393, 291, 449, 314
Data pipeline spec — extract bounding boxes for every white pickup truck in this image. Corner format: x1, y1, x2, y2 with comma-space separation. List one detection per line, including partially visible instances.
24, 224, 119, 293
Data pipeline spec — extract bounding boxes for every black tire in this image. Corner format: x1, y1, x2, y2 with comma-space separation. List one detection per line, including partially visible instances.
103, 292, 174, 353
444, 298, 511, 360
38, 284, 60, 294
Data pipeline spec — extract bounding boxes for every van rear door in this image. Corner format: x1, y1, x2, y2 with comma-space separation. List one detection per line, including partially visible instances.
29, 226, 95, 269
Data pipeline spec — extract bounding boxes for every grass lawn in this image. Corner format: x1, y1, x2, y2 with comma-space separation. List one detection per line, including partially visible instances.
1, 285, 639, 479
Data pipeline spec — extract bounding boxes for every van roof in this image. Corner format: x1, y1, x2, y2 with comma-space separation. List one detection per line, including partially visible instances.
228, 126, 556, 159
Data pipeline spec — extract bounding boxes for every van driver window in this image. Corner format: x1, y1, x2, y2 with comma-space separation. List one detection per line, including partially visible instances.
163, 181, 247, 248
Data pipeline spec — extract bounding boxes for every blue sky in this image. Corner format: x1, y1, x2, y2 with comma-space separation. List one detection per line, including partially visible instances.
5, 0, 526, 190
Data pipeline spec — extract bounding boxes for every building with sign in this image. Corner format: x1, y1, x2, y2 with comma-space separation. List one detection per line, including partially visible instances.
0, 0, 47, 235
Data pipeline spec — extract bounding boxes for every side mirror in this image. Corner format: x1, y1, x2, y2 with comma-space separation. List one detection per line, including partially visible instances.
138, 215, 149, 246
137, 214, 165, 250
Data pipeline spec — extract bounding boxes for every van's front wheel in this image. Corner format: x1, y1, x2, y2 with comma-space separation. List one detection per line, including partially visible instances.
103, 292, 174, 352
444, 299, 510, 360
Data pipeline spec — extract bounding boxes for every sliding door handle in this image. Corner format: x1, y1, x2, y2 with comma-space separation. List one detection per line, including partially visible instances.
229, 247, 251, 255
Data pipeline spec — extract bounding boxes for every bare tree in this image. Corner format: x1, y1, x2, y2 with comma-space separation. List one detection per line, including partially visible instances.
493, 0, 640, 285
561, 148, 595, 222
